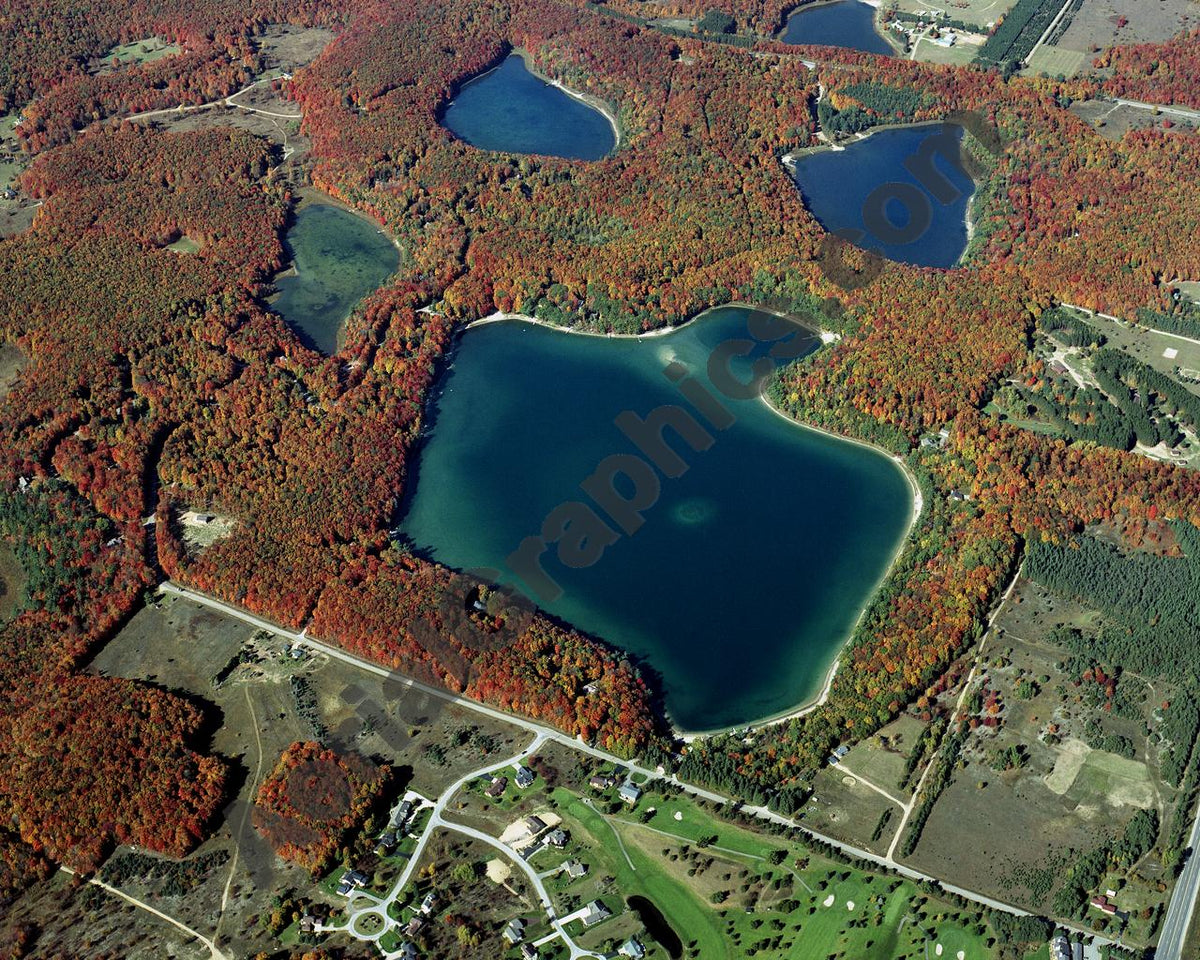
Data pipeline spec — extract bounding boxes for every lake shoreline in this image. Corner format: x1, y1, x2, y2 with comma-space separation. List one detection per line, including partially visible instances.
467, 300, 840, 342
460, 303, 918, 740
785, 118, 981, 271
510, 49, 623, 151
442, 49, 621, 157
676, 396, 923, 739
778, 0, 897, 55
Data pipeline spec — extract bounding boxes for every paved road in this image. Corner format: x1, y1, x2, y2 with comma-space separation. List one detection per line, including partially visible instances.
1155, 795, 1200, 960
158, 581, 1112, 943
335, 730, 604, 959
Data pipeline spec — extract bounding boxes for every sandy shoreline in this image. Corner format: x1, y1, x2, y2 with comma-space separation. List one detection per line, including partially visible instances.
449, 48, 623, 153
676, 398, 923, 739
464, 304, 920, 741
467, 300, 839, 342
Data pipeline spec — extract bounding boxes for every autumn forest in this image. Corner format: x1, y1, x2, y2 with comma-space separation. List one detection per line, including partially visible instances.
1, 0, 1200, 913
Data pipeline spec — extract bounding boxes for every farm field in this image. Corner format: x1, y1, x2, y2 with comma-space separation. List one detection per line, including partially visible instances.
902, 578, 1180, 945
1052, 0, 1199, 58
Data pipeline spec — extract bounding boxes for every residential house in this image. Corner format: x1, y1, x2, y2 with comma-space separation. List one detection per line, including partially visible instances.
1089, 895, 1117, 916
486, 776, 508, 798
564, 859, 588, 879
1049, 935, 1071, 960
520, 945, 538, 960
503, 918, 527, 944
335, 869, 368, 896
589, 774, 615, 791
421, 891, 439, 915
544, 828, 568, 848
405, 916, 425, 938
391, 799, 414, 829
617, 781, 641, 805
374, 830, 397, 857
514, 764, 536, 789
581, 900, 612, 927
619, 938, 646, 959
524, 815, 548, 835
397, 944, 419, 960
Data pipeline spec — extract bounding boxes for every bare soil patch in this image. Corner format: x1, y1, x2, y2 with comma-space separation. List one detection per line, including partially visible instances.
255, 25, 337, 73
1070, 99, 1200, 139
1054, 0, 1199, 56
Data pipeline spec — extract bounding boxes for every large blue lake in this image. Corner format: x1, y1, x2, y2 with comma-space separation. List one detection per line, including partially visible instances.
273, 203, 399, 354
781, 0, 894, 55
791, 124, 976, 269
442, 54, 616, 160
400, 306, 913, 730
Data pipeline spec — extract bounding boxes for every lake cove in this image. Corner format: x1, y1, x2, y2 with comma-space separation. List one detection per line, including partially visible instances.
790, 123, 976, 269
441, 53, 616, 160
400, 306, 913, 731
781, 0, 894, 56
271, 203, 399, 355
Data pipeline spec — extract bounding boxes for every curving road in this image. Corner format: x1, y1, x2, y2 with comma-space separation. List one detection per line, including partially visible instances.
61, 867, 229, 960
158, 581, 1114, 945
334, 730, 604, 959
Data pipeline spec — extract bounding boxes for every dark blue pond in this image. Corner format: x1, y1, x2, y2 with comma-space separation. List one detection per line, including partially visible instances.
442, 54, 616, 160
781, 0, 894, 56
791, 123, 976, 269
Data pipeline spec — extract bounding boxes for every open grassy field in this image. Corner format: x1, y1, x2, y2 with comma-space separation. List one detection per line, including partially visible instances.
92, 37, 182, 74
903, 577, 1177, 943
1052, 0, 1199, 56
1071, 308, 1200, 395
86, 593, 525, 957
0, 342, 22, 397
256, 24, 337, 71
911, 35, 982, 66
1068, 99, 1197, 139
167, 235, 202, 254
801, 765, 901, 853
894, 0, 1020, 30
1025, 44, 1088, 77
840, 713, 927, 797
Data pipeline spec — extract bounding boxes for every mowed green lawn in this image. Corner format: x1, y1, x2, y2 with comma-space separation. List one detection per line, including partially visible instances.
554, 787, 1001, 960
562, 793, 732, 959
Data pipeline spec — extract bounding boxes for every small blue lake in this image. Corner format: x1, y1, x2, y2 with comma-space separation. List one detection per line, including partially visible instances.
273, 203, 399, 355
791, 123, 976, 269
400, 306, 913, 731
441, 54, 616, 160
782, 0, 894, 55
